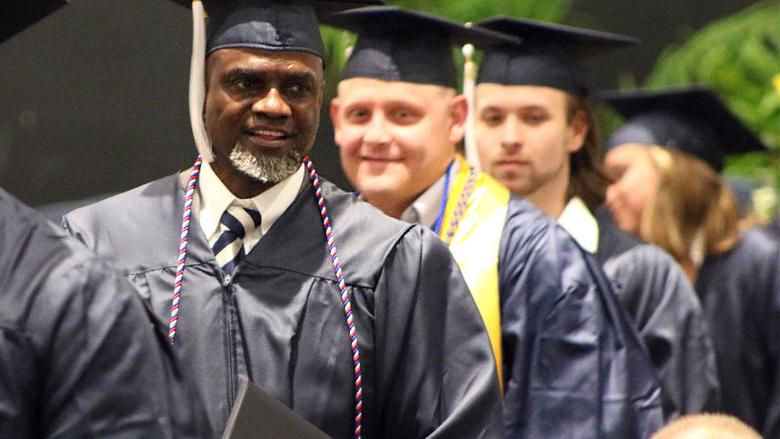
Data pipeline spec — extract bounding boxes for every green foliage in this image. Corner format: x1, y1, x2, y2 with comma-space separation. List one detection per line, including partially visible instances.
386, 0, 573, 23
320, 0, 574, 98
644, 0, 780, 188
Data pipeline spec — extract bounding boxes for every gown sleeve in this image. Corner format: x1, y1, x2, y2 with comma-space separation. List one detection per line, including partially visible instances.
370, 226, 504, 438
498, 198, 663, 439
604, 243, 720, 419
696, 229, 780, 435
1, 212, 211, 438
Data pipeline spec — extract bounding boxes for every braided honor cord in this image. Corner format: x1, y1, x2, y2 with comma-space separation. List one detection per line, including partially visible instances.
431, 160, 454, 236
168, 156, 364, 436
442, 166, 478, 245
304, 156, 364, 439
168, 156, 203, 344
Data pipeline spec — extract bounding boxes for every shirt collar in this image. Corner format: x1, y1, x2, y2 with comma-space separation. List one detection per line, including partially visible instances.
198, 160, 305, 239
558, 196, 600, 253
400, 159, 460, 228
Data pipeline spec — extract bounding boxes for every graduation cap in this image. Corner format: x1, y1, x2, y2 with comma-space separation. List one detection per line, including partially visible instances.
475, 16, 638, 97
167, 0, 383, 162
600, 85, 767, 172
322, 6, 521, 89
168, 0, 383, 58
1, 0, 68, 44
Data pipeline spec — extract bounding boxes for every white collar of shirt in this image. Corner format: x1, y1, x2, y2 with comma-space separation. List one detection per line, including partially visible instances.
400, 159, 460, 228
197, 160, 304, 252
558, 196, 600, 254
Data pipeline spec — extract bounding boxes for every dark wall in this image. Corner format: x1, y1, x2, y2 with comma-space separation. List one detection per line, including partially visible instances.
0, 0, 759, 207
1, 0, 193, 206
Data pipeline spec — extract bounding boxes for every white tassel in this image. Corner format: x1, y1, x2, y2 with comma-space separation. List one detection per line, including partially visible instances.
189, 0, 214, 162
462, 42, 480, 171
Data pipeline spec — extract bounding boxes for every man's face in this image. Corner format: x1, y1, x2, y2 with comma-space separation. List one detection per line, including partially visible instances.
204, 48, 323, 186
474, 84, 584, 197
603, 143, 660, 234
331, 78, 466, 212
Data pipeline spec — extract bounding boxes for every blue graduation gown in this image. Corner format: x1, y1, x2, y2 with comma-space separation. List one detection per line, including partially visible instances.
0, 187, 208, 439
695, 228, 780, 437
63, 171, 503, 438
499, 198, 663, 438
595, 207, 721, 419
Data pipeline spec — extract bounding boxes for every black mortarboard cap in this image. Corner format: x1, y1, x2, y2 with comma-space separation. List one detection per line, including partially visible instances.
476, 16, 638, 97
322, 6, 521, 89
1, 0, 67, 44
601, 85, 767, 172
169, 0, 383, 57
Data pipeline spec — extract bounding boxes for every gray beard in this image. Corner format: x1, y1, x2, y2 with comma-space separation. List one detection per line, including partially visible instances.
228, 143, 303, 184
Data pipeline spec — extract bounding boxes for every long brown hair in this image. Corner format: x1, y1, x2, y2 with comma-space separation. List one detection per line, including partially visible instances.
565, 95, 611, 212
641, 146, 740, 265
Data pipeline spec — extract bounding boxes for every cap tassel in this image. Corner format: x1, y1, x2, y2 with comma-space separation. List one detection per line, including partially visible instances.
462, 42, 481, 171
774, 73, 780, 96
189, 0, 214, 163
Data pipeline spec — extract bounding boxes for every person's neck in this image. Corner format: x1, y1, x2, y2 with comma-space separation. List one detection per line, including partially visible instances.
522, 177, 569, 219
211, 160, 276, 199
681, 258, 698, 282
364, 192, 417, 219
365, 156, 455, 220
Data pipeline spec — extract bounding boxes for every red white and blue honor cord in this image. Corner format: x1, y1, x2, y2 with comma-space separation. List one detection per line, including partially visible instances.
168, 156, 202, 344
304, 156, 364, 438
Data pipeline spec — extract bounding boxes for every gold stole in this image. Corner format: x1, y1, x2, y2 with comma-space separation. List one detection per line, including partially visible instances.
438, 155, 509, 386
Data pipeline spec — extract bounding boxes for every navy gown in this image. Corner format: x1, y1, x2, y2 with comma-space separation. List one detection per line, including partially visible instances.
694, 228, 780, 437
499, 199, 663, 438
595, 207, 720, 419
0, 188, 208, 439
64, 171, 503, 438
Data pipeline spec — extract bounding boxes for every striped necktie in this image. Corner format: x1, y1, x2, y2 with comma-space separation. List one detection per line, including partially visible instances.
211, 203, 262, 275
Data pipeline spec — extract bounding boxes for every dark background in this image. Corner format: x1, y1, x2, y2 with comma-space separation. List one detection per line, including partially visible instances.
0, 0, 758, 207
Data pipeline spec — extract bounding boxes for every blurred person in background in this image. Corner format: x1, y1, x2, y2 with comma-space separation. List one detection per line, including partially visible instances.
724, 176, 761, 232
602, 85, 780, 438
472, 17, 719, 420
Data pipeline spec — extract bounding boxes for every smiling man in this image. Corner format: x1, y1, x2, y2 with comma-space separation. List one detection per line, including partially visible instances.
327, 7, 664, 438
62, 1, 504, 437
203, 48, 322, 198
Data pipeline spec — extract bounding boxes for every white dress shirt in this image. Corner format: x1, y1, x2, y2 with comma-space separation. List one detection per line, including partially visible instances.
197, 160, 305, 254
557, 196, 600, 254
400, 159, 459, 228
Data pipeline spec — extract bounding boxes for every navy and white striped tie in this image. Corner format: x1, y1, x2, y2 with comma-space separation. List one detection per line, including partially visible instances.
211, 204, 262, 275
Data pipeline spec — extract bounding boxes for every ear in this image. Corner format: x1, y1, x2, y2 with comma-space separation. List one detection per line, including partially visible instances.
448, 94, 469, 144
567, 110, 588, 153
318, 78, 325, 109
330, 97, 343, 147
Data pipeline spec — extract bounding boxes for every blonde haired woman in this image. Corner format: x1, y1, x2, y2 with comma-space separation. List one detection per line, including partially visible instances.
613, 145, 739, 278
602, 86, 780, 437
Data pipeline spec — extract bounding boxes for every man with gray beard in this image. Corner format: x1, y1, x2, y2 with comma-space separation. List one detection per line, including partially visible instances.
62, 0, 503, 437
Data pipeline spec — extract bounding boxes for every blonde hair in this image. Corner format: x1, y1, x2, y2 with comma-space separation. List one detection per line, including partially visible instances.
640, 146, 739, 265
651, 413, 761, 439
